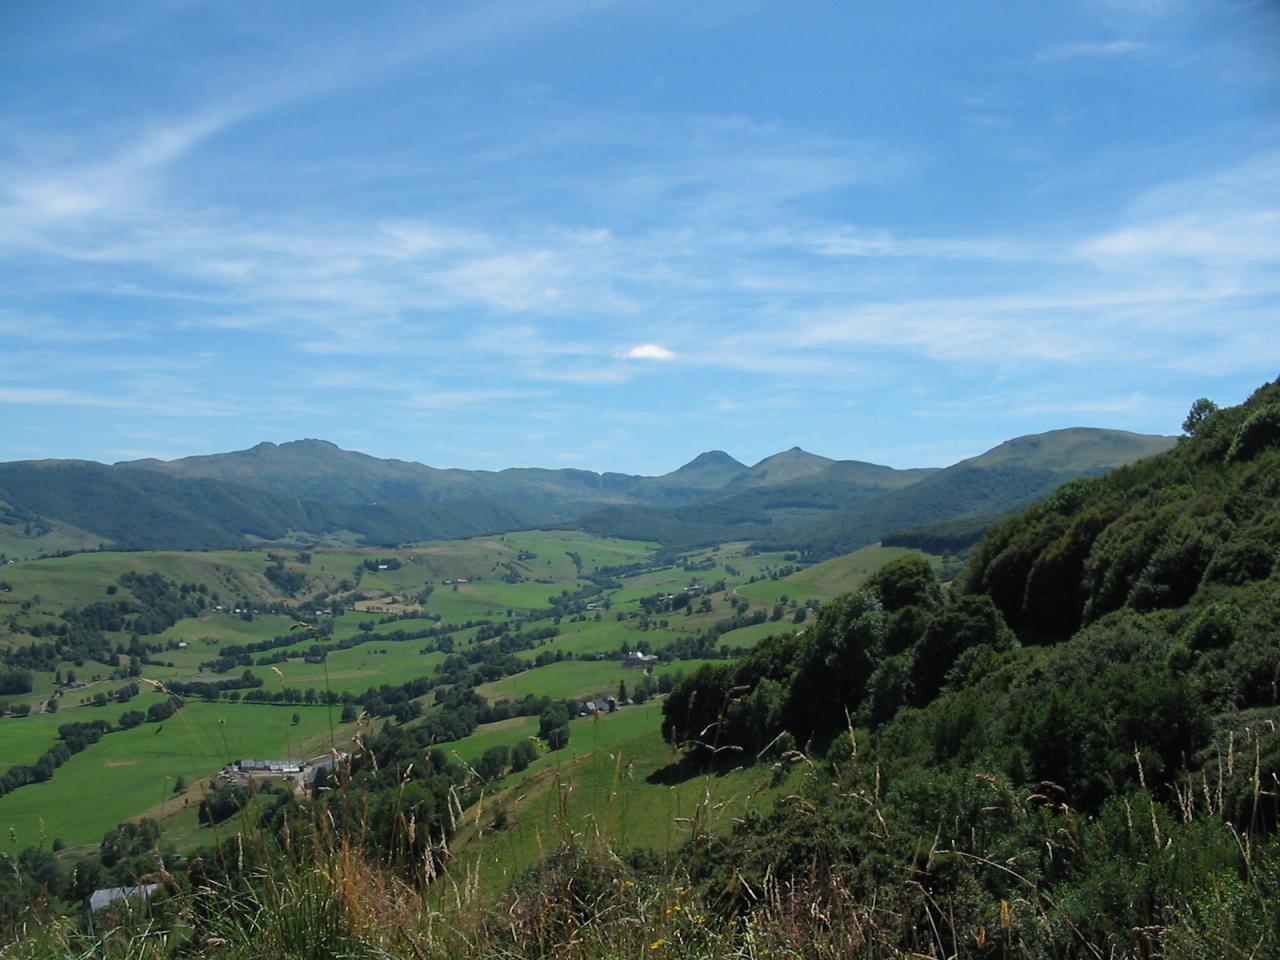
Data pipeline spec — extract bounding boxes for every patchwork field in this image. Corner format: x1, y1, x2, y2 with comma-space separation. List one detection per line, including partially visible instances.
0, 528, 926, 861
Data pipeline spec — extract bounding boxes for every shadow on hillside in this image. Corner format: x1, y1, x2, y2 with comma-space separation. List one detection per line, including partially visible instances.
646, 749, 756, 786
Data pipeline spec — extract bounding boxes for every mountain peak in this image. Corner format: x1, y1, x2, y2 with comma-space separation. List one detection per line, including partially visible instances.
735, 447, 835, 487
282, 438, 341, 449
647, 450, 748, 494
677, 450, 746, 472
750, 447, 831, 469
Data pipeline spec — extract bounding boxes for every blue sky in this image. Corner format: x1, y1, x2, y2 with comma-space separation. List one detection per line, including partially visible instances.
1, 1, 1277, 474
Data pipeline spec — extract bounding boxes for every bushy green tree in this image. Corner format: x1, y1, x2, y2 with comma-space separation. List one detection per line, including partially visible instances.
510, 738, 538, 772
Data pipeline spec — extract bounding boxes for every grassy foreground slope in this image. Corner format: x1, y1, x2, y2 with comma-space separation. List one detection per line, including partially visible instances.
445, 701, 790, 894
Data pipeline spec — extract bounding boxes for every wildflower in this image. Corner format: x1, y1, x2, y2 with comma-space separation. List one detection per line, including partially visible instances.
649, 938, 667, 951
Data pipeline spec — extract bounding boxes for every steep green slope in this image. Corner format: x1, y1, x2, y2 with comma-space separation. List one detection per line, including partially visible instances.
656, 383, 1280, 958
0, 462, 308, 550
0, 462, 567, 551
960, 391, 1279, 644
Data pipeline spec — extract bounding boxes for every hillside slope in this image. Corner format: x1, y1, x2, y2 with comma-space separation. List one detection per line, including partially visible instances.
0, 461, 568, 550
765, 426, 1177, 559
657, 382, 1280, 957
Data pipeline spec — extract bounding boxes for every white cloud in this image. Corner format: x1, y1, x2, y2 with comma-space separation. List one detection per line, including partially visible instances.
1078, 153, 1280, 272
624, 343, 675, 360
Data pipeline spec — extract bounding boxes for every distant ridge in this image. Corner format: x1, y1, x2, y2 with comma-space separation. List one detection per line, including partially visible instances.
963, 427, 1177, 473
760, 427, 1178, 559
0, 428, 1175, 553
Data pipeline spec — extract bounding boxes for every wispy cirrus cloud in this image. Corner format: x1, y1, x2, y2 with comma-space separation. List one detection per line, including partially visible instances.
1, 0, 1276, 470
1078, 150, 1280, 273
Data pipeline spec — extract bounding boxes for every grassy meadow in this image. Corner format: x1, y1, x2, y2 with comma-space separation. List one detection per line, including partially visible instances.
444, 699, 792, 893
735, 542, 923, 605
0, 699, 354, 850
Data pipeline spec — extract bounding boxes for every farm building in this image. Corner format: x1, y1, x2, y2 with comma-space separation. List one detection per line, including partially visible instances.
578, 697, 618, 716
227, 758, 304, 776
84, 883, 163, 915
220, 752, 350, 788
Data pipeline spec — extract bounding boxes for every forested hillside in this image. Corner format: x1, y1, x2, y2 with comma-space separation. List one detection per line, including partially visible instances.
0, 463, 564, 551
654, 382, 1280, 957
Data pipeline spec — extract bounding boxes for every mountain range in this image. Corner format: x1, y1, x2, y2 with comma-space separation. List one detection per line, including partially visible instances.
0, 429, 1177, 556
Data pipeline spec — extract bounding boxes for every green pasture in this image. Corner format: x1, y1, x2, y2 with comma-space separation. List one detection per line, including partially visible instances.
353, 563, 433, 596
517, 618, 684, 661
608, 565, 716, 599
445, 716, 540, 768
447, 699, 792, 893
0, 519, 103, 561
477, 658, 715, 705
423, 579, 578, 621
158, 612, 300, 647
269, 646, 447, 696
713, 618, 800, 650
331, 613, 442, 641
736, 543, 924, 605
498, 530, 656, 576
0, 710, 76, 766
0, 550, 275, 611
54, 678, 153, 710
402, 539, 516, 581
0, 699, 352, 849
299, 550, 378, 588
721, 544, 799, 577
0, 658, 110, 712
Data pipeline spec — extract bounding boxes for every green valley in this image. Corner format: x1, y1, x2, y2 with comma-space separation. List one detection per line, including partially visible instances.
0, 389, 1269, 960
